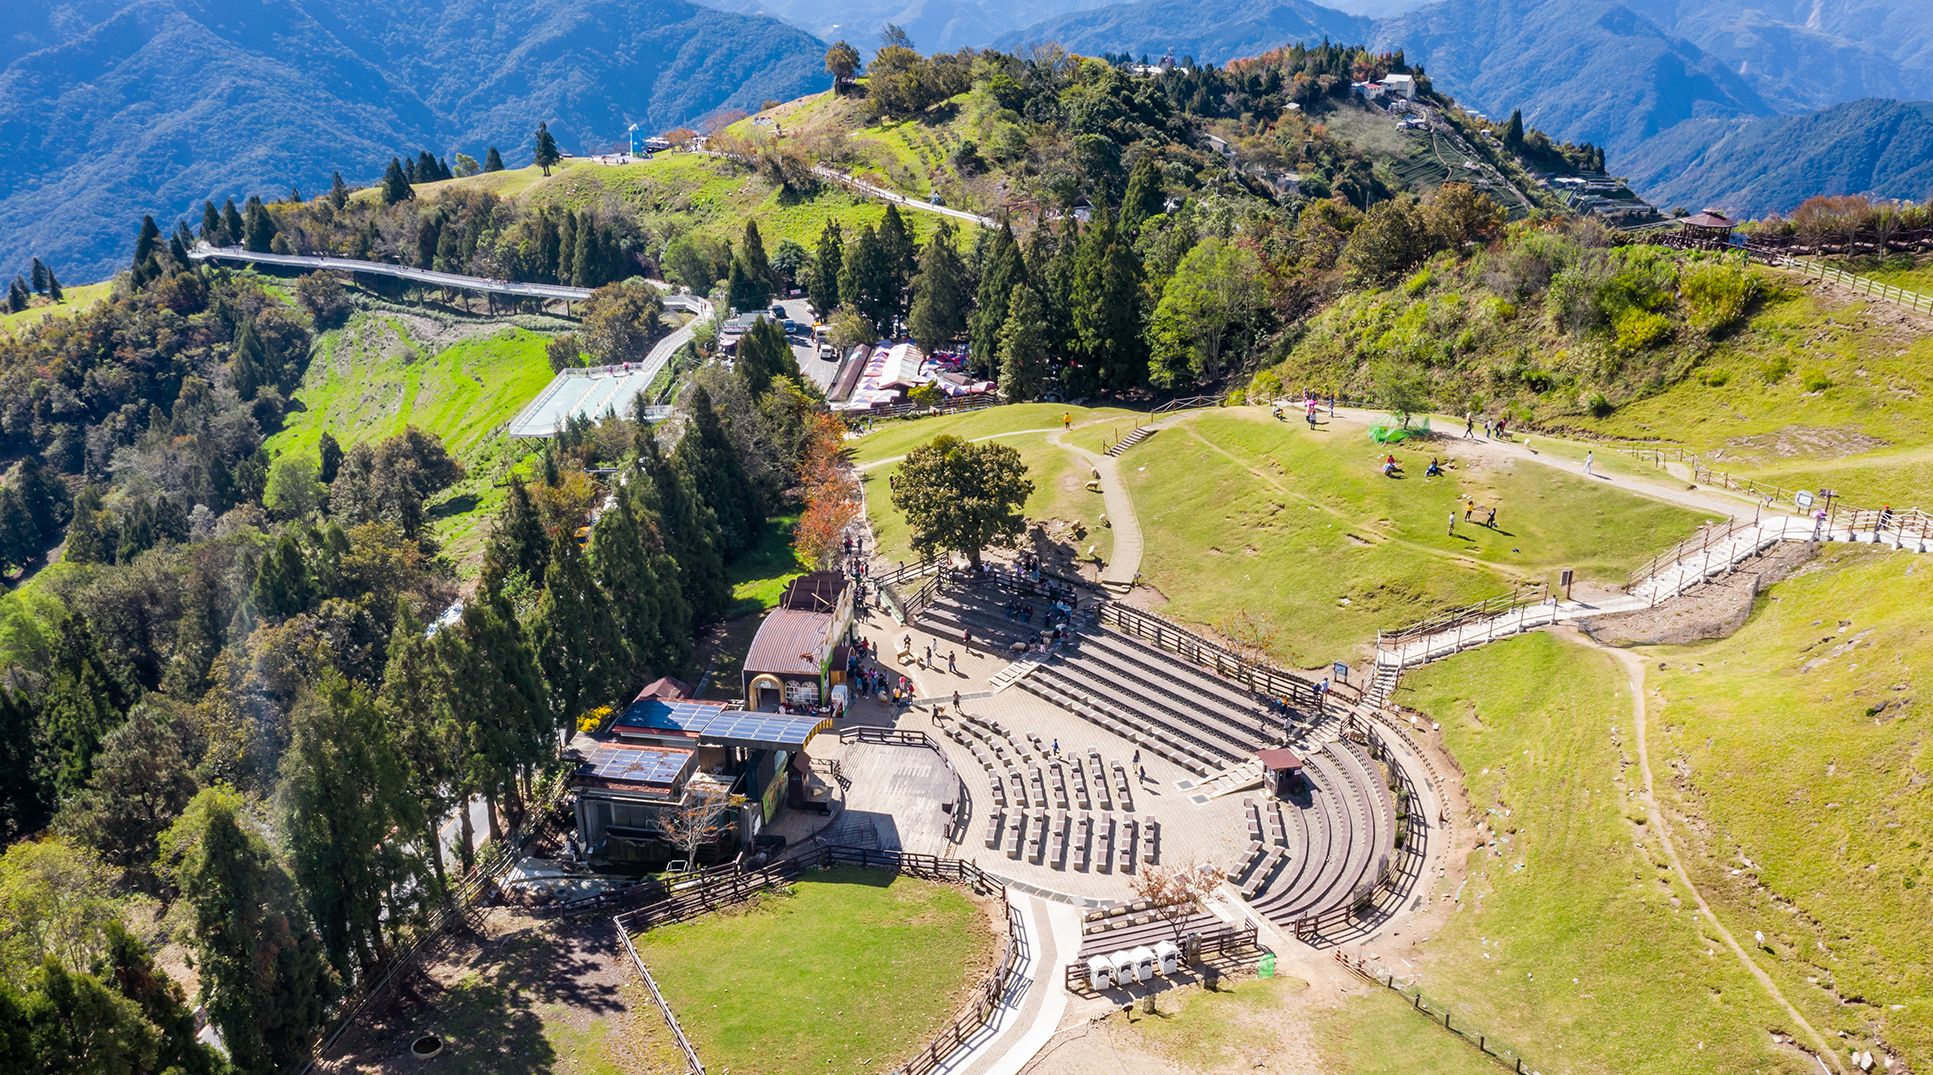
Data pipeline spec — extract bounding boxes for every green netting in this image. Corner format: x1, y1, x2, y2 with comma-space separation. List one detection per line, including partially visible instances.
1368, 416, 1430, 443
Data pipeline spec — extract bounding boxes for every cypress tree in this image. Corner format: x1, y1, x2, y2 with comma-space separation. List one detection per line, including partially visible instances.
1071, 210, 1146, 390
220, 198, 244, 245
673, 386, 761, 558
999, 283, 1053, 401
733, 219, 774, 308
1121, 156, 1164, 233
968, 222, 1024, 378
251, 531, 312, 619
29, 258, 49, 294
484, 474, 549, 588
908, 221, 970, 353
531, 534, 624, 738
437, 156, 454, 181
0, 684, 49, 842
64, 484, 114, 565
633, 430, 726, 628
415, 150, 438, 183
877, 203, 917, 322
316, 431, 343, 485
380, 157, 413, 205
169, 221, 193, 266
484, 146, 505, 172
533, 122, 561, 176
4, 277, 26, 313
329, 171, 349, 209
808, 221, 843, 315
44, 266, 61, 302
837, 224, 897, 335
241, 195, 276, 252
589, 483, 671, 683
130, 215, 163, 285
557, 212, 578, 286
1504, 108, 1525, 148
37, 614, 129, 802
735, 317, 793, 397
199, 200, 224, 244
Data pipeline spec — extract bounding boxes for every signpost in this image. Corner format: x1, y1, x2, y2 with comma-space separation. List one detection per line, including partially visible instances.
1795, 490, 1815, 510
1559, 568, 1574, 602
1332, 661, 1349, 684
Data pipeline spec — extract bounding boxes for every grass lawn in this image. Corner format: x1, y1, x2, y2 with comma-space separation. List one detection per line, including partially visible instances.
0, 280, 113, 336
266, 311, 556, 570
1401, 633, 1804, 1074
1579, 275, 1933, 508
1645, 545, 1933, 1063
1126, 407, 1711, 666
727, 512, 807, 618
851, 403, 1142, 566
632, 868, 995, 1075
1313, 983, 1508, 1075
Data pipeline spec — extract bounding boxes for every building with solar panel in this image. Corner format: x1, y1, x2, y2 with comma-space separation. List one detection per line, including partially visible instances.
742, 572, 855, 711
567, 679, 836, 867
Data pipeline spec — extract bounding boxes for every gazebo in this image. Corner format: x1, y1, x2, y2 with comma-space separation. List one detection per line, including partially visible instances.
1256, 747, 1305, 797
1678, 209, 1737, 248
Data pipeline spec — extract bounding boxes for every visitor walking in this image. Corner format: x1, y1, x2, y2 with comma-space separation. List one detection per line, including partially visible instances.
947, 650, 957, 673
1483, 418, 1493, 439
1464, 498, 1475, 522
1464, 412, 1475, 438
952, 690, 961, 714
1485, 505, 1497, 529
1062, 411, 1072, 430
1138, 764, 1148, 784
1051, 738, 1060, 756
1584, 450, 1594, 477
1449, 511, 1457, 536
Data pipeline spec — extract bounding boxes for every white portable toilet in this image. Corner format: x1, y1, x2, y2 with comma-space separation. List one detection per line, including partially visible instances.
1129, 946, 1157, 983
1153, 940, 1180, 976
1110, 950, 1136, 987
1087, 955, 1115, 992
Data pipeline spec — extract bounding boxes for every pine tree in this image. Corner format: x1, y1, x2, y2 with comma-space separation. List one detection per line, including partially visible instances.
130, 215, 163, 285
484, 146, 505, 172
199, 201, 224, 244
447, 594, 550, 842
437, 156, 453, 181
968, 223, 1024, 378
999, 283, 1053, 400
415, 150, 438, 183
380, 157, 413, 205
37, 614, 129, 802
733, 220, 774, 309
837, 224, 897, 334
229, 318, 269, 400
316, 431, 343, 485
4, 277, 25, 313
588, 485, 669, 685
250, 531, 312, 619
329, 171, 349, 209
1071, 211, 1147, 390
533, 122, 561, 176
908, 221, 971, 353
29, 258, 49, 294
734, 317, 793, 397
808, 221, 843, 315
96, 920, 229, 1075
1504, 108, 1525, 148
0, 685, 50, 841
43, 266, 61, 302
220, 198, 244, 246
484, 474, 549, 589
64, 484, 114, 565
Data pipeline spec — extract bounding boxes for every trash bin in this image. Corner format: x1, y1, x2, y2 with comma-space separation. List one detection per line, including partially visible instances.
1086, 955, 1114, 991
1154, 940, 1180, 976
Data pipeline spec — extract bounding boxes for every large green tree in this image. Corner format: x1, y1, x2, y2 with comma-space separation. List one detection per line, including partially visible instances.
889, 435, 1033, 567
997, 284, 1053, 401
161, 786, 335, 1075
531, 535, 624, 738
674, 387, 764, 558
908, 222, 970, 353
729, 220, 774, 311
808, 221, 843, 315
533, 122, 561, 176
580, 279, 666, 366
968, 223, 1024, 379
1146, 237, 1264, 388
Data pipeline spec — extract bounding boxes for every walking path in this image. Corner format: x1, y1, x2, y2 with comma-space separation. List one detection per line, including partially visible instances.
1048, 413, 1202, 589
1592, 636, 1845, 1074
941, 896, 1082, 1075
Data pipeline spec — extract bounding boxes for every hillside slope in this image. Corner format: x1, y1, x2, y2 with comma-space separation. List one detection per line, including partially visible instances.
0, 0, 829, 282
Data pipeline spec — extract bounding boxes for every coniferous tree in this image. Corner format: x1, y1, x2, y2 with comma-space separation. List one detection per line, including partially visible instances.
37, 614, 129, 803
220, 198, 244, 246
808, 221, 843, 315
968, 222, 1024, 378
4, 277, 25, 314
1121, 156, 1164, 233
199, 201, 224, 244
130, 215, 163, 285
533, 122, 561, 176
1072, 210, 1147, 390
732, 220, 774, 310
415, 150, 439, 183
380, 157, 413, 205
241, 196, 276, 253
734, 317, 794, 397
589, 482, 674, 684
378, 607, 459, 883
42, 266, 61, 302
908, 221, 970, 353
316, 431, 343, 485
329, 171, 349, 209
280, 670, 425, 978
447, 593, 549, 841
169, 221, 194, 266
633, 430, 725, 628
402, 157, 419, 184
95, 920, 230, 1075
876, 204, 917, 322
1503, 108, 1525, 148
63, 484, 114, 565
484, 146, 505, 172
250, 531, 312, 619
0, 686, 49, 841
29, 258, 49, 294
999, 283, 1054, 401
673, 386, 762, 558
837, 224, 897, 334
531, 535, 624, 738
484, 473, 550, 589
161, 787, 335, 1075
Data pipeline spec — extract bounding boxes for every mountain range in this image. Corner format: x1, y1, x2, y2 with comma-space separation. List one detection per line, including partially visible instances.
0, 0, 830, 281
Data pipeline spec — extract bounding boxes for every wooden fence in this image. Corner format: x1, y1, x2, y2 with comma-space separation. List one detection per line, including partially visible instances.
1096, 601, 1322, 709
1061, 920, 1261, 991
614, 845, 1024, 1075
1336, 951, 1539, 1073
837, 727, 970, 843
1291, 727, 1430, 945
1374, 587, 1545, 657
1787, 256, 1933, 314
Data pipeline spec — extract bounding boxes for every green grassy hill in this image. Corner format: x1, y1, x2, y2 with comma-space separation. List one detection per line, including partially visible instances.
266, 308, 558, 569
0, 281, 114, 337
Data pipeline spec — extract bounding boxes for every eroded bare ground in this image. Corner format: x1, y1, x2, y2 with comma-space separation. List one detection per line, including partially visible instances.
321, 906, 659, 1075
1580, 540, 1818, 646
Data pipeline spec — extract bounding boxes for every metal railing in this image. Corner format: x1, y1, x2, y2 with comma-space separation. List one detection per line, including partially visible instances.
1622, 517, 1759, 593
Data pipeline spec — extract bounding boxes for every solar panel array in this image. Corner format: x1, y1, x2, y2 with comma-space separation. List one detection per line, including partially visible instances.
580, 743, 693, 786
613, 698, 826, 747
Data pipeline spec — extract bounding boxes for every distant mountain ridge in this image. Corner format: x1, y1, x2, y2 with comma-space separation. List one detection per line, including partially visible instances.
0, 0, 830, 281
993, 0, 1371, 64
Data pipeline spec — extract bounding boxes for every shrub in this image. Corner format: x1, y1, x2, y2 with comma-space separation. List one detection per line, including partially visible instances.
1586, 390, 1613, 417
1680, 261, 1760, 336
1612, 307, 1672, 353
1248, 369, 1283, 402
1401, 268, 1433, 296
1760, 354, 1793, 384
1800, 369, 1832, 392
1701, 367, 1731, 387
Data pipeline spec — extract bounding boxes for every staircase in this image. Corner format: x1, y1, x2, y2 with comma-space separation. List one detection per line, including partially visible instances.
987, 657, 1042, 693
1105, 427, 1156, 457
1365, 661, 1401, 711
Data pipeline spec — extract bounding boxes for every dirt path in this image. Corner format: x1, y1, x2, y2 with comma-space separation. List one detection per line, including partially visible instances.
1584, 634, 1844, 1074
855, 428, 1061, 472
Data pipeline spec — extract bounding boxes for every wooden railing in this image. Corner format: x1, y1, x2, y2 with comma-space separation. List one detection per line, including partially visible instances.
1096, 601, 1320, 708
621, 929, 708, 1073
1787, 256, 1933, 314
1622, 517, 1759, 593
837, 727, 970, 843
1152, 393, 1227, 414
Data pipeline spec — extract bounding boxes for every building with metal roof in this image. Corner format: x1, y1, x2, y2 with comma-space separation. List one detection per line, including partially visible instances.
742, 572, 855, 711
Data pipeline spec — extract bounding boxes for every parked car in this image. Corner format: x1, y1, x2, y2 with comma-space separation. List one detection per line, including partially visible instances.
769, 304, 786, 319
819, 343, 837, 360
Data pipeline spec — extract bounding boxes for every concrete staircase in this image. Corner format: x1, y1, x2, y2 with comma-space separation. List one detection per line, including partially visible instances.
1104, 427, 1155, 457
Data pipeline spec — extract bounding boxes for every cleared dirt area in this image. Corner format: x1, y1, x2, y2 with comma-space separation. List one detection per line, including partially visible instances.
1580, 541, 1816, 646
321, 906, 681, 1075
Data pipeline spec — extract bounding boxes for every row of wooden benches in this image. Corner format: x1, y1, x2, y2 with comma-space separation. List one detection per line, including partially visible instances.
984, 809, 1160, 873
